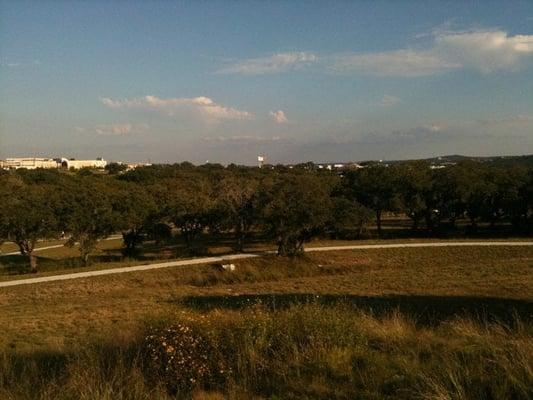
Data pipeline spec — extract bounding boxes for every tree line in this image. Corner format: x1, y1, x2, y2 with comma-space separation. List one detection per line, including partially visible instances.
1, 160, 532, 272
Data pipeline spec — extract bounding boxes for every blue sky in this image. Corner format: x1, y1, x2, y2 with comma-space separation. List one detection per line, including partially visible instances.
1, 0, 532, 164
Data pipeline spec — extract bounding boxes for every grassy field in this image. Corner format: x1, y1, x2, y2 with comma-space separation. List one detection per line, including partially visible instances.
1, 231, 531, 281
0, 245, 532, 399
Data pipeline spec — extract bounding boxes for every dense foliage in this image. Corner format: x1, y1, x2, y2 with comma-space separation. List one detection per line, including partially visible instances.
0, 160, 532, 270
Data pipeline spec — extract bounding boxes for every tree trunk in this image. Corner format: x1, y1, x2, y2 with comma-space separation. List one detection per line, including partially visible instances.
82, 252, 90, 267
29, 252, 38, 273
235, 221, 244, 252
357, 223, 364, 238
449, 215, 456, 229
296, 238, 305, 254
425, 210, 434, 230
16, 241, 27, 256
489, 215, 497, 229
411, 217, 420, 230
376, 209, 382, 236
277, 237, 286, 256
236, 235, 243, 252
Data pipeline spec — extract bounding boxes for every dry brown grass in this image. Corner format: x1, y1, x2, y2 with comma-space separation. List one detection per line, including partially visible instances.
0, 304, 531, 400
0, 244, 531, 399
0, 245, 531, 351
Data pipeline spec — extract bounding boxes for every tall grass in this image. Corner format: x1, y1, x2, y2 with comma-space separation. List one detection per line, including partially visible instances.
0, 304, 531, 399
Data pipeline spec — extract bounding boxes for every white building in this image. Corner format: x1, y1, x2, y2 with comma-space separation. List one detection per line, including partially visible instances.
0, 157, 60, 170
125, 162, 151, 170
60, 157, 107, 169
0, 157, 108, 170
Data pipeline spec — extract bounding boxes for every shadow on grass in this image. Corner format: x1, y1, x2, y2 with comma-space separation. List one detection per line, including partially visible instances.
0, 254, 126, 275
0, 255, 31, 274
0, 349, 70, 388
178, 293, 533, 327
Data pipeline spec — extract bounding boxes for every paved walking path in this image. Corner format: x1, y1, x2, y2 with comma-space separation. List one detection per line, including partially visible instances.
0, 241, 531, 288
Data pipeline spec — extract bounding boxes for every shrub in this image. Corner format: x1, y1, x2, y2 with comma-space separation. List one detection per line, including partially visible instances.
144, 321, 231, 394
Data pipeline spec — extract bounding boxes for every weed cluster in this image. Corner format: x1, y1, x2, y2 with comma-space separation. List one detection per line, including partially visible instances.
0, 304, 531, 399
145, 320, 232, 393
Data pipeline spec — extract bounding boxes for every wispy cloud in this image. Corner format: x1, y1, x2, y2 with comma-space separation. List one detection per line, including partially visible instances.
380, 94, 402, 107
331, 49, 460, 77
434, 29, 533, 73
390, 124, 445, 141
224, 28, 533, 78
333, 29, 533, 76
217, 52, 317, 75
101, 95, 252, 121
269, 110, 288, 123
0, 60, 41, 68
476, 114, 533, 127
94, 123, 149, 136
0, 62, 21, 68
203, 135, 283, 143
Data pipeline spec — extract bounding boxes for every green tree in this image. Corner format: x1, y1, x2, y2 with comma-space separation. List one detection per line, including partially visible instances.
62, 179, 118, 266
112, 182, 156, 256
433, 162, 490, 230
525, 169, 533, 230
344, 165, 402, 236
397, 161, 433, 230
166, 176, 215, 254
105, 162, 128, 175
216, 174, 259, 251
0, 181, 60, 272
262, 174, 332, 256
431, 167, 465, 229
328, 197, 373, 238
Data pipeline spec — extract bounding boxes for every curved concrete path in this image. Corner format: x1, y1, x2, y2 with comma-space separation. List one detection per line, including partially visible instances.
0, 241, 531, 288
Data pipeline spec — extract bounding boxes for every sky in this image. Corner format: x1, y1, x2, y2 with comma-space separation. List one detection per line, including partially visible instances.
1, 0, 532, 164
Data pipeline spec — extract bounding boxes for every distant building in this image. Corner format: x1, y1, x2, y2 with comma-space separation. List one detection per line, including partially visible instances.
122, 162, 152, 170
0, 157, 60, 170
60, 157, 107, 169
316, 162, 363, 170
0, 156, 109, 170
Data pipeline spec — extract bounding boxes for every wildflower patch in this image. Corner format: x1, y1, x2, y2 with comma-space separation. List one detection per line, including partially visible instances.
144, 321, 231, 393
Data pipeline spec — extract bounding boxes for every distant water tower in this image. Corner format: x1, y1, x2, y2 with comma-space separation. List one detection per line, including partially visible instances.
257, 155, 266, 168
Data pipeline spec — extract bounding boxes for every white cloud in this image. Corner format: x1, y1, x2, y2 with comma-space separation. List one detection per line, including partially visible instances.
434, 30, 533, 72
101, 95, 252, 121
476, 114, 533, 127
331, 49, 460, 77
301, 29, 533, 77
0, 61, 21, 68
0, 60, 42, 68
94, 123, 149, 136
380, 95, 402, 107
211, 28, 533, 78
269, 110, 288, 123
424, 124, 443, 132
203, 135, 283, 143
217, 52, 317, 75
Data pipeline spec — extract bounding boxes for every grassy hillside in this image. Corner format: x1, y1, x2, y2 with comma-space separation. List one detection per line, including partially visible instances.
0, 245, 531, 399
